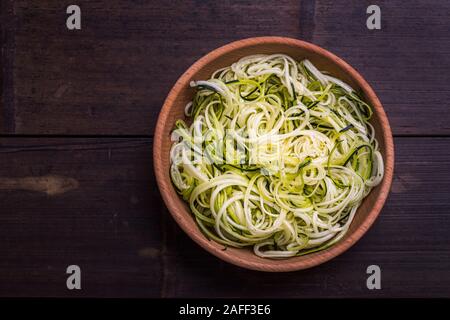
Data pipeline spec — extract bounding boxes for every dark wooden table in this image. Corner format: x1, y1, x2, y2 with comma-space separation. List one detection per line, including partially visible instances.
1, 0, 450, 298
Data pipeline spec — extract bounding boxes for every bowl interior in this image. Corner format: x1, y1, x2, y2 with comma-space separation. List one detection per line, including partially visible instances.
154, 38, 394, 271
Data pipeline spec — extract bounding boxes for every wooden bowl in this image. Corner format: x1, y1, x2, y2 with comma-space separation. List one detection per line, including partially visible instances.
154, 37, 394, 272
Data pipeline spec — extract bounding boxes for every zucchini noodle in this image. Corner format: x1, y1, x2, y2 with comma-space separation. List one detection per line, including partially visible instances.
170, 54, 384, 258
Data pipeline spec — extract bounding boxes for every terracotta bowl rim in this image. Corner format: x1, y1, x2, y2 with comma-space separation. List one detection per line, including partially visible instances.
153, 36, 394, 272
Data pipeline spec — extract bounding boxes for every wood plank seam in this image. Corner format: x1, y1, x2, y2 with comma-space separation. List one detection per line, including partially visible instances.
298, 0, 316, 42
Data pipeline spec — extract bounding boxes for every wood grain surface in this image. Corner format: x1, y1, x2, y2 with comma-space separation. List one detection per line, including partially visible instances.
1, 0, 450, 297
0, 137, 449, 297
2, 0, 450, 135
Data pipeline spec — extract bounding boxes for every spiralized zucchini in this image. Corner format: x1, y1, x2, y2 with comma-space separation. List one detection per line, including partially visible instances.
170, 54, 384, 258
